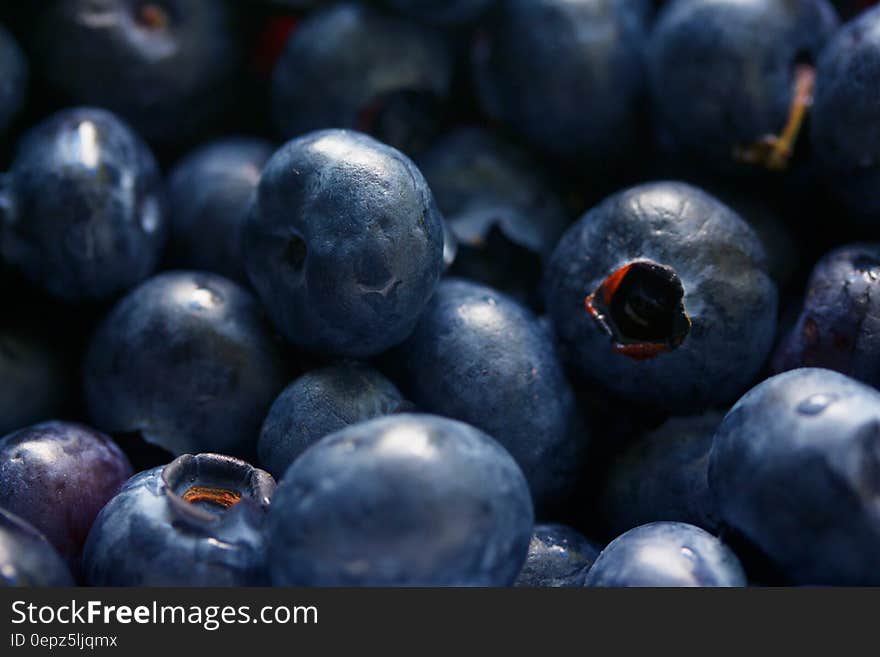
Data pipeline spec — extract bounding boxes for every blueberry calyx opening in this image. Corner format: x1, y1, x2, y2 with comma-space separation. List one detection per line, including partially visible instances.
282, 234, 307, 271
182, 485, 242, 510
136, 3, 170, 30
585, 260, 691, 361
162, 454, 275, 529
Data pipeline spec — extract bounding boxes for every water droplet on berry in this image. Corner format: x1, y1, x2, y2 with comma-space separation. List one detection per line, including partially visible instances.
797, 393, 839, 415
189, 284, 222, 310
140, 196, 160, 233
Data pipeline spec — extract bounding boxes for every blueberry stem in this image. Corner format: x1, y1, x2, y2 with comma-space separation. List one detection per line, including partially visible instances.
734, 64, 815, 171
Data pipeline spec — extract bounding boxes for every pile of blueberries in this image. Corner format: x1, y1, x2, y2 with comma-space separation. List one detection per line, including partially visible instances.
4, 0, 880, 588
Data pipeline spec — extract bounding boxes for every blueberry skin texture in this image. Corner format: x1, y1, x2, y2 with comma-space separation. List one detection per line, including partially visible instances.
381, 0, 494, 25
167, 138, 273, 284
544, 181, 778, 413
244, 129, 444, 358
271, 3, 453, 153
649, 0, 838, 169
0, 421, 132, 567
709, 368, 880, 585
773, 244, 880, 387
812, 7, 880, 220
258, 362, 405, 479
514, 524, 602, 587
0, 24, 27, 135
34, 0, 241, 144
0, 508, 74, 588
0, 329, 67, 436
83, 454, 274, 586
84, 271, 288, 458
268, 414, 534, 586
394, 278, 588, 513
416, 128, 569, 304
0, 107, 166, 302
584, 522, 747, 587
472, 0, 649, 164
600, 412, 723, 536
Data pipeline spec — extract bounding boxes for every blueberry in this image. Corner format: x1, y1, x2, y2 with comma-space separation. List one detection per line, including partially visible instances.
544, 181, 778, 412
267, 413, 533, 586
33, 0, 242, 144
83, 271, 289, 458
709, 368, 880, 585
380, 0, 494, 25
244, 129, 444, 358
258, 362, 407, 478
83, 453, 274, 586
812, 6, 880, 220
0, 507, 74, 588
697, 180, 801, 291
649, 0, 838, 172
773, 244, 880, 386
166, 137, 274, 284
0, 421, 132, 570
514, 524, 602, 588
472, 0, 649, 165
271, 3, 453, 154
600, 412, 723, 536
0, 107, 166, 302
416, 128, 570, 306
394, 278, 589, 513
584, 522, 747, 587
0, 329, 67, 436
0, 23, 27, 136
